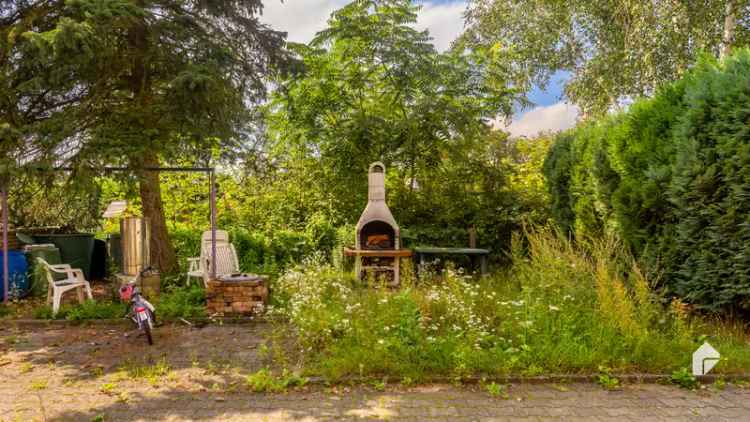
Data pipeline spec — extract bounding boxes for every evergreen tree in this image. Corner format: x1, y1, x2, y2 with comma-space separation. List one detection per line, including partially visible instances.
2, 0, 289, 271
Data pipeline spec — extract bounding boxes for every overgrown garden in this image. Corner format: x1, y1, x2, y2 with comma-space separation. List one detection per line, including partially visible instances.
270, 230, 750, 381
2, 0, 750, 382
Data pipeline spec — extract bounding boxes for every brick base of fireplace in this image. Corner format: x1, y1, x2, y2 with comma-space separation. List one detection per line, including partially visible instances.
206, 275, 268, 316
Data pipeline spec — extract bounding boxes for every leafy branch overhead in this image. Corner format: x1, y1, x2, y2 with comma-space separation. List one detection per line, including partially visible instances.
462, 0, 750, 116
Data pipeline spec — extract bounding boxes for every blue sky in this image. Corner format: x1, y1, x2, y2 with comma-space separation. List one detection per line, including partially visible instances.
420, 0, 567, 109
261, 0, 577, 137
528, 71, 567, 107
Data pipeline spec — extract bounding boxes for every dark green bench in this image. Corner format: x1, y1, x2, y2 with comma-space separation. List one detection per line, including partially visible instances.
413, 247, 490, 276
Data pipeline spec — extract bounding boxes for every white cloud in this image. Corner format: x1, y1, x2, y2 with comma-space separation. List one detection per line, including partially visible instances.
503, 102, 580, 138
261, 0, 348, 44
415, 2, 466, 52
260, 0, 467, 51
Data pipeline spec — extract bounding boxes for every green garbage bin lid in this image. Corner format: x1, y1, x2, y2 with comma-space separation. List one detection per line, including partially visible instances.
15, 232, 35, 244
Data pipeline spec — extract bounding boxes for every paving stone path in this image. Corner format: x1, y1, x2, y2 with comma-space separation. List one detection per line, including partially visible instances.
2, 324, 749, 421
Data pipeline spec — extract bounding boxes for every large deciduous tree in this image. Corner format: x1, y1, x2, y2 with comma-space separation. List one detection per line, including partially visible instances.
462, 0, 750, 116
3, 0, 289, 272
267, 0, 522, 231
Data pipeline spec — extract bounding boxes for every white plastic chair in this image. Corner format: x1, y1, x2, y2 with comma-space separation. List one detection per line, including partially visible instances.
186, 230, 239, 286
206, 243, 240, 283
37, 257, 93, 315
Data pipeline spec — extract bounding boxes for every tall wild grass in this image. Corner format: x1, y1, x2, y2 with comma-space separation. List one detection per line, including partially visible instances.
270, 229, 750, 381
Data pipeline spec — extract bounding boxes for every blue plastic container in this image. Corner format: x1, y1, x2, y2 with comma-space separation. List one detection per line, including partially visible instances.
0, 250, 29, 299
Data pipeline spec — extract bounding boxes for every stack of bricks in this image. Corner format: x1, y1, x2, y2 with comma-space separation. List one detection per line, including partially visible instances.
206, 276, 268, 316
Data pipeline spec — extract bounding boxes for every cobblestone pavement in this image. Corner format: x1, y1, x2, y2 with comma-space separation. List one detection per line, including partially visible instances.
2, 324, 750, 421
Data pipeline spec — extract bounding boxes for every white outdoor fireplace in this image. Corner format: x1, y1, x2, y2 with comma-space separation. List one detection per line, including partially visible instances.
346, 162, 411, 285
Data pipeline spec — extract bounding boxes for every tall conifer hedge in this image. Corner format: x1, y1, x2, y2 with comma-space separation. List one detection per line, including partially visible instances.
544, 50, 750, 312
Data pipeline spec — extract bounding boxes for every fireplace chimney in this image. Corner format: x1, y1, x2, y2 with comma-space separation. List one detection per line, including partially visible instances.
356, 162, 400, 250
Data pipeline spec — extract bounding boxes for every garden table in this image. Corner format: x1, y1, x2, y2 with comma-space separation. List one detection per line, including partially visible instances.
412, 246, 490, 276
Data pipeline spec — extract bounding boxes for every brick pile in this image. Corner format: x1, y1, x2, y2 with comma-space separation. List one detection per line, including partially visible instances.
206, 276, 268, 316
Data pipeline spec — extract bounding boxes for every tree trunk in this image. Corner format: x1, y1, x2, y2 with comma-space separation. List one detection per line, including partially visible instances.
721, 0, 736, 59
137, 151, 178, 273
126, 1, 177, 274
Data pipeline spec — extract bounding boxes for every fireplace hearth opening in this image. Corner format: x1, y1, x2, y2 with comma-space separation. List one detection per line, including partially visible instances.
360, 221, 395, 250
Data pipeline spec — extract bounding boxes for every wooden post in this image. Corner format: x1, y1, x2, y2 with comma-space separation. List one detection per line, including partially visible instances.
1, 186, 7, 304
210, 169, 217, 280
468, 226, 477, 249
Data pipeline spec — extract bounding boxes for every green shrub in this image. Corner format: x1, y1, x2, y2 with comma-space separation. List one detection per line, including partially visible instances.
245, 368, 308, 393
169, 226, 315, 277
33, 305, 57, 319
663, 52, 750, 311
305, 212, 337, 257
670, 367, 700, 390
331, 223, 356, 271
157, 285, 206, 319
169, 227, 202, 273
66, 300, 126, 321
543, 49, 750, 312
34, 300, 126, 320
542, 133, 576, 234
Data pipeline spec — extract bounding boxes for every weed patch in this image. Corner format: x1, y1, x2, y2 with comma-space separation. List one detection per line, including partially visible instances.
100, 382, 117, 394
30, 379, 47, 390
33, 300, 126, 320
19, 362, 33, 374
371, 379, 386, 391
119, 358, 171, 385
157, 285, 206, 319
596, 374, 620, 390
671, 367, 700, 390
485, 382, 509, 398
245, 368, 308, 393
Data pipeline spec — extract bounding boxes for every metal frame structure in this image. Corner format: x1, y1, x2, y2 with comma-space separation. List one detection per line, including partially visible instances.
1, 166, 217, 303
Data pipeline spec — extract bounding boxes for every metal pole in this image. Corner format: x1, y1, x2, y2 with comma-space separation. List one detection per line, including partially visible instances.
210, 170, 217, 280
2, 187, 8, 304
